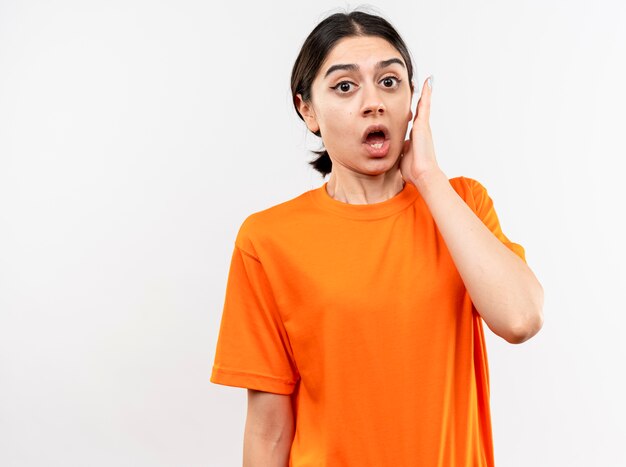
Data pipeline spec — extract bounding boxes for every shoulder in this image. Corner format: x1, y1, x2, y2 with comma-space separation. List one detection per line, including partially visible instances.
234, 188, 317, 257
447, 174, 485, 191
447, 175, 487, 208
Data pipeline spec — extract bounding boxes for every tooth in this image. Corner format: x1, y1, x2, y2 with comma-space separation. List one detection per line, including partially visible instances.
370, 142, 383, 149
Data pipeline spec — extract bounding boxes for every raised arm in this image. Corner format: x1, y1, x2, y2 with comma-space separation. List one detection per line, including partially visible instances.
400, 77, 543, 344
413, 169, 544, 344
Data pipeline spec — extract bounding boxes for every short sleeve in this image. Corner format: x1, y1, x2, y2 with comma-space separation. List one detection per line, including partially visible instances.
465, 177, 527, 263
210, 244, 300, 394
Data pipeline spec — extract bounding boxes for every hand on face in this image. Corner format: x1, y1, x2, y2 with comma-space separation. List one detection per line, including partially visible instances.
399, 76, 440, 185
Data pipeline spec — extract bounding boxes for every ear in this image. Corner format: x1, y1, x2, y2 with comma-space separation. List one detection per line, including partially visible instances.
295, 93, 320, 133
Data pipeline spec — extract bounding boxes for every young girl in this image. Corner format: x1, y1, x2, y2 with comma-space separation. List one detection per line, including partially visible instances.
211, 9, 544, 466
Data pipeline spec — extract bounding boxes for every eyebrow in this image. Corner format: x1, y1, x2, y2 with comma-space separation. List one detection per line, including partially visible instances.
323, 57, 406, 79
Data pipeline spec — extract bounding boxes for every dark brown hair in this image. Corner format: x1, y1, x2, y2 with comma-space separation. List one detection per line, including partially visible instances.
290, 9, 415, 178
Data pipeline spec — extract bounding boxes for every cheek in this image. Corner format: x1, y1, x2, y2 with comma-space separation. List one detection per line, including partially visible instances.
319, 106, 348, 135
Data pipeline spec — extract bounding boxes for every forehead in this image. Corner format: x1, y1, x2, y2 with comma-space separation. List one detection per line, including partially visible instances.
318, 36, 403, 77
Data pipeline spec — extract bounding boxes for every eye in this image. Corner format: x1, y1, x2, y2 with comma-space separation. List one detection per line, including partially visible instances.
331, 76, 403, 95
381, 75, 402, 88
331, 81, 356, 94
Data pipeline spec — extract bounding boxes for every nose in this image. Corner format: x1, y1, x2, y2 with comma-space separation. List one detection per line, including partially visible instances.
361, 83, 385, 116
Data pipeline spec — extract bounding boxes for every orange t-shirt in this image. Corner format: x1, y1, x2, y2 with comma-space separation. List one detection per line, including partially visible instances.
211, 176, 526, 466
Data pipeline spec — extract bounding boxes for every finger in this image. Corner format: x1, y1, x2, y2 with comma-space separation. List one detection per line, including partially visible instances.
415, 75, 432, 124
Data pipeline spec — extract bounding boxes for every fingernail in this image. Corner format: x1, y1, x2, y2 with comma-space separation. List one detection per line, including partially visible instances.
427, 75, 433, 90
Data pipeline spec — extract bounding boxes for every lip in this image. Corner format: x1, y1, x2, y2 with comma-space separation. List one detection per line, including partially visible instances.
361, 123, 390, 143
362, 138, 391, 157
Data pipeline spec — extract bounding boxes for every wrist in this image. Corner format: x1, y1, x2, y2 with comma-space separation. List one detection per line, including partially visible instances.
410, 168, 448, 193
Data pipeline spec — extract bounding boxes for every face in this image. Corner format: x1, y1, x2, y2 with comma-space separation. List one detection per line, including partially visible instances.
296, 35, 414, 176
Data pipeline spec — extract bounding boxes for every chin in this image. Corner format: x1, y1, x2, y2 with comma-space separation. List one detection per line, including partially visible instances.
361, 160, 400, 176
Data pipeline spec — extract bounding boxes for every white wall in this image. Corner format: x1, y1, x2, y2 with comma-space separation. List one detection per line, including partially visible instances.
1, 0, 624, 465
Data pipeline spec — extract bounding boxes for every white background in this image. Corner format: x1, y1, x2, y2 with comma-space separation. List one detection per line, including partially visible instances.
1, 0, 625, 466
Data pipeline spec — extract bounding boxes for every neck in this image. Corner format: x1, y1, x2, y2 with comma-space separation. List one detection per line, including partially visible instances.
326, 168, 406, 205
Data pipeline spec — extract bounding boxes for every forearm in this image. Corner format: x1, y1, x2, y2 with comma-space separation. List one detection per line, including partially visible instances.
411, 169, 544, 344
243, 421, 294, 466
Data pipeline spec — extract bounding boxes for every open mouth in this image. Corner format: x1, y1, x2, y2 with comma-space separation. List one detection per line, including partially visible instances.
362, 124, 390, 149
365, 130, 386, 149
361, 127, 391, 157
